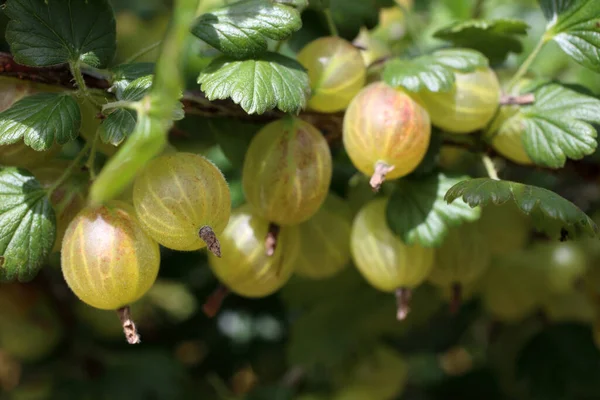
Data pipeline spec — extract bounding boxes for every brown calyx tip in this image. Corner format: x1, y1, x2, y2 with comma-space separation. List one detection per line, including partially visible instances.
200, 226, 221, 257
370, 162, 395, 192
117, 306, 141, 345
202, 285, 230, 318
395, 287, 413, 321
450, 282, 462, 315
265, 223, 280, 257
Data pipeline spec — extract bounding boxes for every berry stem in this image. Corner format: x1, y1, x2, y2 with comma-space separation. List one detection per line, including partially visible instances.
265, 223, 280, 257
370, 161, 395, 191
450, 282, 462, 314
117, 306, 141, 344
324, 8, 339, 37
395, 287, 412, 321
481, 154, 499, 180
507, 36, 548, 91
203, 285, 230, 318
123, 41, 163, 64
200, 226, 222, 257
47, 141, 91, 198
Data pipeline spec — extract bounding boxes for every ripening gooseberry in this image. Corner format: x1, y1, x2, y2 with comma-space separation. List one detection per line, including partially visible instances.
343, 82, 431, 190
242, 117, 332, 226
481, 253, 548, 321
0, 140, 61, 169
296, 36, 366, 113
477, 202, 530, 255
541, 291, 594, 324
208, 204, 299, 298
489, 106, 532, 165
346, 344, 408, 400
133, 152, 231, 253
0, 283, 63, 362
531, 242, 588, 294
429, 222, 490, 310
350, 198, 434, 319
31, 161, 88, 253
292, 193, 353, 279
61, 201, 160, 310
413, 67, 501, 134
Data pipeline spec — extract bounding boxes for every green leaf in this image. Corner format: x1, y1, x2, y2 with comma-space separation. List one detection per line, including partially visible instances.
383, 49, 489, 92
4, 0, 116, 68
99, 109, 137, 146
434, 19, 529, 65
0, 168, 56, 282
89, 0, 197, 205
110, 63, 155, 98
541, 0, 600, 73
198, 52, 310, 114
0, 93, 81, 151
386, 172, 481, 247
444, 178, 599, 239
121, 75, 154, 101
518, 82, 600, 168
191, 0, 304, 59
329, 0, 394, 40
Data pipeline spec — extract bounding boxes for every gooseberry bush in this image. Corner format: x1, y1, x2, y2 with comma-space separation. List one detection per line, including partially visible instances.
2, 0, 600, 398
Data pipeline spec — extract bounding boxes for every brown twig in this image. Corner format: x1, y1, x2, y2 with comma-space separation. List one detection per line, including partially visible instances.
395, 287, 413, 320
499, 93, 535, 106
265, 222, 280, 257
449, 282, 462, 315
202, 285, 230, 318
117, 306, 141, 344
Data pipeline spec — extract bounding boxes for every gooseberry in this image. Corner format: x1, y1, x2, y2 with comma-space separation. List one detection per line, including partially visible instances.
133, 152, 231, 253
242, 117, 332, 226
413, 67, 501, 134
343, 82, 431, 190
429, 222, 490, 310
0, 283, 63, 362
350, 198, 434, 319
531, 241, 588, 294
292, 193, 353, 279
481, 252, 547, 322
208, 204, 299, 298
296, 36, 366, 113
61, 201, 160, 311
488, 106, 532, 165
541, 291, 594, 324
477, 202, 530, 255
31, 160, 88, 253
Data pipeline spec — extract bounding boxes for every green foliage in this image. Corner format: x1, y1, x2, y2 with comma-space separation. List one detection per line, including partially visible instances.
191, 0, 305, 58
383, 49, 489, 92
541, 0, 600, 72
0, 168, 55, 282
445, 178, 599, 239
386, 172, 481, 247
89, 0, 199, 205
110, 63, 155, 97
0, 93, 81, 151
198, 52, 310, 114
99, 109, 137, 146
4, 0, 116, 67
518, 81, 600, 168
434, 19, 529, 65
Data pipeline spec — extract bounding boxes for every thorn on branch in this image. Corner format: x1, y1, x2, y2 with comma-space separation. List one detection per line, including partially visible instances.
117, 306, 141, 344
499, 93, 535, 106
